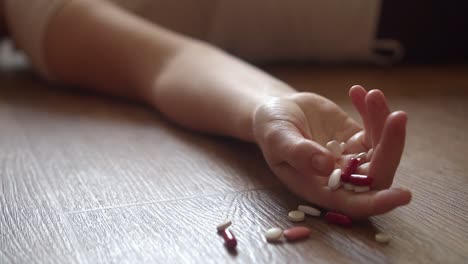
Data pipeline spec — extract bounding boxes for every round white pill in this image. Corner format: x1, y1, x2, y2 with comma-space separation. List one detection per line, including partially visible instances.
328, 168, 342, 190
344, 183, 355, 191
265, 228, 283, 242
340, 142, 347, 153
375, 233, 391, 243
354, 186, 371, 193
326, 140, 342, 159
356, 152, 367, 160
288, 210, 305, 222
216, 219, 232, 231
297, 205, 321, 217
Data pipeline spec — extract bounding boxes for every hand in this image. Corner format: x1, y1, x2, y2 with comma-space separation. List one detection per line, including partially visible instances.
253, 85, 411, 218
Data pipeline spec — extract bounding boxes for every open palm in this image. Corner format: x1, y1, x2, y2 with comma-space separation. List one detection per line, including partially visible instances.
253, 85, 411, 218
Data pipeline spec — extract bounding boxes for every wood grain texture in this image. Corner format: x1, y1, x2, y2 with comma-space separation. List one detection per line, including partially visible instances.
1, 61, 468, 263
0, 94, 85, 264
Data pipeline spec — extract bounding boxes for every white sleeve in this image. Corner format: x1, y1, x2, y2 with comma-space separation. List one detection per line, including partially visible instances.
4, 0, 70, 79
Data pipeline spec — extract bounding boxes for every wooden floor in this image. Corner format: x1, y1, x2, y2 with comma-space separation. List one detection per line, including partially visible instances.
1, 58, 467, 263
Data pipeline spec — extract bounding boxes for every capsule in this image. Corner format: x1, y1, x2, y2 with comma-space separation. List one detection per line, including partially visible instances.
298, 205, 321, 217
325, 212, 352, 227
216, 219, 232, 231
356, 152, 367, 160
328, 168, 342, 190
341, 158, 360, 182
283, 226, 311, 241
349, 174, 373, 186
220, 229, 237, 249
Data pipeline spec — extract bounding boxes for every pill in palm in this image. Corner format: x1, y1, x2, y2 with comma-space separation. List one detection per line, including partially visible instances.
216, 219, 232, 231
265, 227, 283, 242
375, 233, 392, 243
288, 210, 305, 222
354, 186, 371, 192
356, 152, 367, 160
298, 205, 321, 216
349, 174, 373, 186
328, 168, 342, 190
325, 212, 353, 226
326, 140, 342, 158
220, 229, 237, 249
341, 157, 360, 182
283, 226, 311, 241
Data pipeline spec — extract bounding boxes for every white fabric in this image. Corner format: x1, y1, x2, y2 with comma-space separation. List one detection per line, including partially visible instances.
3, 0, 391, 79
113, 0, 385, 63
4, 0, 69, 79
207, 0, 382, 63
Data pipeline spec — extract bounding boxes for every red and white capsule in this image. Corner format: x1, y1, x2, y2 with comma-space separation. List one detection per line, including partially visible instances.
349, 174, 373, 186
325, 212, 353, 227
341, 158, 360, 182
220, 229, 237, 249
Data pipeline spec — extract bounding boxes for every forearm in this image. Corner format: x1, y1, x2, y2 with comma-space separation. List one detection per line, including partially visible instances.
150, 43, 296, 142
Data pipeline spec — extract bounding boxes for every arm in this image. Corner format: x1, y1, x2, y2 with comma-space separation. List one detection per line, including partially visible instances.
17, 0, 410, 218
44, 0, 294, 142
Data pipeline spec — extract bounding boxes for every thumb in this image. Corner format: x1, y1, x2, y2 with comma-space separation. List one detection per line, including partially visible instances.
274, 123, 335, 177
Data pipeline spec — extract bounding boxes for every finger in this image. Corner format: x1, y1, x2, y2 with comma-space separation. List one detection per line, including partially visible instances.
334, 187, 412, 219
369, 111, 407, 189
349, 85, 372, 148
312, 181, 411, 219
263, 121, 335, 177
284, 133, 335, 177
365, 90, 391, 148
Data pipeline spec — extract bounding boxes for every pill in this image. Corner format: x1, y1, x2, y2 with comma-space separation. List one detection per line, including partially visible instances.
220, 229, 237, 249
341, 158, 360, 182
298, 205, 321, 216
265, 227, 283, 242
216, 219, 232, 231
375, 233, 392, 243
340, 142, 347, 153
328, 168, 342, 190
349, 174, 373, 186
325, 212, 352, 227
288, 210, 305, 222
326, 140, 342, 159
283, 226, 311, 241
354, 186, 371, 192
343, 183, 355, 191
356, 152, 367, 160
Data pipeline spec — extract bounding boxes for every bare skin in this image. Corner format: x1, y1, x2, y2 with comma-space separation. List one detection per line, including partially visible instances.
1, 0, 411, 218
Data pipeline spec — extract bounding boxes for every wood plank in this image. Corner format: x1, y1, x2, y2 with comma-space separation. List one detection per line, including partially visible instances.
0, 97, 86, 264
1, 76, 280, 213
1, 64, 468, 263
65, 188, 467, 263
